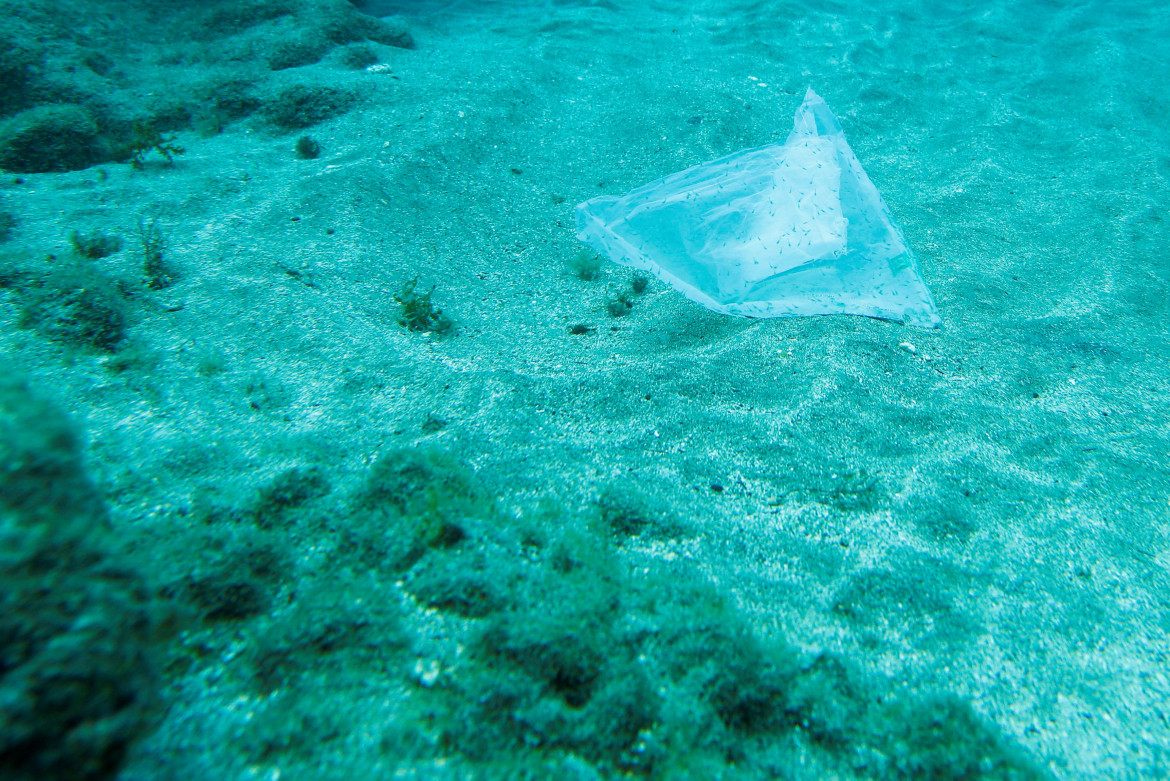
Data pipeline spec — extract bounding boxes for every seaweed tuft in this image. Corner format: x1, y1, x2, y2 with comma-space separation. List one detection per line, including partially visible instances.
121, 123, 185, 169
393, 277, 452, 333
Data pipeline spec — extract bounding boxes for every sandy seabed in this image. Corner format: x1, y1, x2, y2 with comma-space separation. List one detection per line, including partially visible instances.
1, 1, 1168, 778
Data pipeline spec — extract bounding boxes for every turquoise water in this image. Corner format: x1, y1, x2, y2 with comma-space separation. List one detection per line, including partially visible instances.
1, 1, 1168, 779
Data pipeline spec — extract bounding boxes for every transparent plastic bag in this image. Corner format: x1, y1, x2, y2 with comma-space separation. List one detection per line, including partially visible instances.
575, 88, 941, 328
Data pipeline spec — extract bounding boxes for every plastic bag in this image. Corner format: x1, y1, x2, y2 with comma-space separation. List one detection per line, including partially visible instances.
575, 88, 941, 328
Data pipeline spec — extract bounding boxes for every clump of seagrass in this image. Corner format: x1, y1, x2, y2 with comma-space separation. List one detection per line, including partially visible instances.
394, 277, 453, 333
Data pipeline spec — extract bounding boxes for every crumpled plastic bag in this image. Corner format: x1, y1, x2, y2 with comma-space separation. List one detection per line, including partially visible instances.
574, 88, 941, 328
